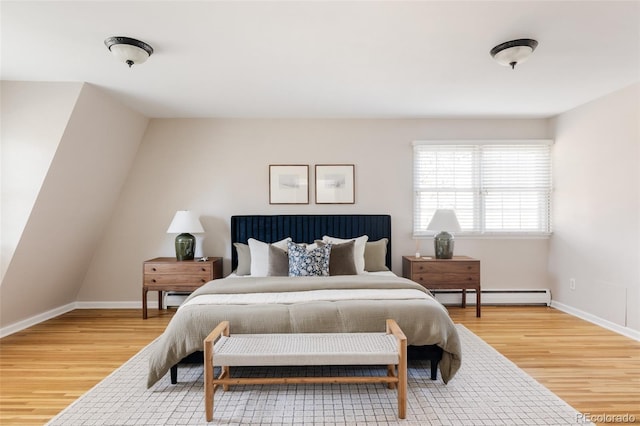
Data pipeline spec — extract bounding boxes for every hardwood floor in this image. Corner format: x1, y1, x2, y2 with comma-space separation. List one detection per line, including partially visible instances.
1, 306, 638, 425
449, 306, 640, 425
0, 309, 174, 426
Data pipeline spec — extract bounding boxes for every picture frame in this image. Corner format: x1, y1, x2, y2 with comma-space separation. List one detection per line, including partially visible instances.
269, 165, 309, 204
315, 164, 355, 204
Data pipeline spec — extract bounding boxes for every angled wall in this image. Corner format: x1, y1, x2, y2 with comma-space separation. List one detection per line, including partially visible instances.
0, 82, 148, 329
1, 81, 82, 278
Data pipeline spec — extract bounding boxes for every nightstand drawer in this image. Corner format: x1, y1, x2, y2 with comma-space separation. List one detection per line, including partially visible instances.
144, 263, 212, 275
144, 274, 211, 285
411, 272, 478, 287
411, 262, 479, 275
411, 261, 479, 287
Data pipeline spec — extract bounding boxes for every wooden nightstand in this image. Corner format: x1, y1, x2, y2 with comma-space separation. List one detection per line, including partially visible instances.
142, 257, 223, 319
402, 255, 481, 317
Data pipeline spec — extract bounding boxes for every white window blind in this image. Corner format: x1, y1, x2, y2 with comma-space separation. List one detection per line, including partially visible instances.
413, 141, 552, 236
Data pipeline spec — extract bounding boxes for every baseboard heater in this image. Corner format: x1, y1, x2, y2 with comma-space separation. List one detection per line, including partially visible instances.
165, 292, 191, 308
432, 289, 551, 306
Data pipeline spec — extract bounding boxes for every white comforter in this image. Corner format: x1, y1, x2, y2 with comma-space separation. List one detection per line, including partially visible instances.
180, 288, 431, 307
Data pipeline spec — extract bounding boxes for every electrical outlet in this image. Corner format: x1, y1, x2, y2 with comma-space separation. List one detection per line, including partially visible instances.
569, 278, 576, 290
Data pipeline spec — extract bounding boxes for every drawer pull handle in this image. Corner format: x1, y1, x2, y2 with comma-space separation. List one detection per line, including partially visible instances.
152, 268, 157, 271
201, 268, 206, 271
201, 279, 206, 283
152, 279, 157, 283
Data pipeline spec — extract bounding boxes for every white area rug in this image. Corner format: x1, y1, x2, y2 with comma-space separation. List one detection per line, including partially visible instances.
47, 325, 590, 425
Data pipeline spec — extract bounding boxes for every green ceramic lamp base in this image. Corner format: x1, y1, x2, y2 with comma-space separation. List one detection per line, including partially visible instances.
434, 231, 455, 259
175, 233, 196, 261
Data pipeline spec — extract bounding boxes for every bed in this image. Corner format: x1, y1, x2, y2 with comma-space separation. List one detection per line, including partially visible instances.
147, 214, 461, 387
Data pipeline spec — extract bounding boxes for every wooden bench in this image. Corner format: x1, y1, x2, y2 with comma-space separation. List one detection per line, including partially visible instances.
203, 320, 407, 422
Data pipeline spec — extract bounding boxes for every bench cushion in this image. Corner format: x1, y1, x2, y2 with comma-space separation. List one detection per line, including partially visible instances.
213, 333, 399, 366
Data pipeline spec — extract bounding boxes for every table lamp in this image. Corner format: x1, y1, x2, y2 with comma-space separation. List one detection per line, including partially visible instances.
166, 210, 204, 261
426, 209, 461, 259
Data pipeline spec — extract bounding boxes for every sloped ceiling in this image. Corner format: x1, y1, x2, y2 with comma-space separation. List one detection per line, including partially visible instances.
2, 1, 639, 118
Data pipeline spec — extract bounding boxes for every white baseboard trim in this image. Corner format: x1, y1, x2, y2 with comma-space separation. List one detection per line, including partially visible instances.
75, 301, 141, 309
551, 300, 640, 342
0, 302, 76, 339
0, 301, 143, 338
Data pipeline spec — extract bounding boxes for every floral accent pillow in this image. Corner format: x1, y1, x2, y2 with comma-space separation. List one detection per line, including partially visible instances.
287, 241, 331, 277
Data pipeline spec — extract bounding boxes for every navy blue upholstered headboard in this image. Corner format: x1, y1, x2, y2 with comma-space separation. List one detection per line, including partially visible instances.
231, 215, 391, 271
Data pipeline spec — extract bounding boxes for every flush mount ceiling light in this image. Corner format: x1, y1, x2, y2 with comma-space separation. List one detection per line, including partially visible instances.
490, 38, 538, 69
104, 36, 153, 68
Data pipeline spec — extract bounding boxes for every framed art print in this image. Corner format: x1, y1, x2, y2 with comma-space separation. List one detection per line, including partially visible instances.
269, 165, 309, 204
315, 164, 355, 204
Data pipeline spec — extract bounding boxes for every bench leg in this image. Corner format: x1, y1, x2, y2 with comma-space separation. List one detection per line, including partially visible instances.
398, 360, 407, 419
398, 342, 407, 419
203, 321, 230, 422
205, 363, 214, 422
222, 366, 230, 391
386, 364, 396, 389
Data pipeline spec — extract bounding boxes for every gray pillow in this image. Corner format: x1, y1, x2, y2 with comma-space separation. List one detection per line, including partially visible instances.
233, 242, 251, 275
317, 240, 357, 276
364, 238, 389, 272
267, 245, 289, 276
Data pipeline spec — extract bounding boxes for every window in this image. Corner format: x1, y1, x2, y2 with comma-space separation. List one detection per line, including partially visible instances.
413, 140, 552, 237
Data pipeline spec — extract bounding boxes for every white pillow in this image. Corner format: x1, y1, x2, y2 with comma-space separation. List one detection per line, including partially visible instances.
248, 237, 292, 277
304, 242, 318, 251
322, 235, 368, 274
289, 242, 318, 251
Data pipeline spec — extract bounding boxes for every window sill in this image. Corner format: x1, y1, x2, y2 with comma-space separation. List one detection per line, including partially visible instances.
413, 232, 552, 240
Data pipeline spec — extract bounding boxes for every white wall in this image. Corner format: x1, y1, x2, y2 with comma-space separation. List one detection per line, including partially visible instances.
0, 83, 148, 328
4, 81, 637, 336
79, 118, 551, 303
549, 83, 640, 332
1, 81, 82, 278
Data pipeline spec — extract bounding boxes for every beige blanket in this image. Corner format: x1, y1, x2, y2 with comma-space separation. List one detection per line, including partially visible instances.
147, 275, 461, 387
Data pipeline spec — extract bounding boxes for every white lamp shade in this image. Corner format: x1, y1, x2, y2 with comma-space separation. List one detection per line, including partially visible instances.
109, 43, 150, 65
166, 210, 204, 234
426, 209, 461, 233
